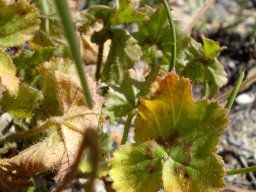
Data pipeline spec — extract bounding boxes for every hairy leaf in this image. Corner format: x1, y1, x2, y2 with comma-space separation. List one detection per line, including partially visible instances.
0, 50, 19, 92
111, 73, 228, 192
0, 70, 103, 191
101, 29, 142, 82
0, 0, 40, 47
36, 58, 78, 118
0, 84, 43, 119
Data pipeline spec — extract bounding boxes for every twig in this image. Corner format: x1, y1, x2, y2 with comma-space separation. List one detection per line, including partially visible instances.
186, 0, 215, 33
161, 0, 176, 72
54, 0, 93, 109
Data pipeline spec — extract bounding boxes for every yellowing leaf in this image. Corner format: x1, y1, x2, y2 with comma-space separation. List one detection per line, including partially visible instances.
0, 50, 19, 92
0, 0, 40, 47
110, 73, 229, 192
0, 70, 103, 191
110, 141, 165, 192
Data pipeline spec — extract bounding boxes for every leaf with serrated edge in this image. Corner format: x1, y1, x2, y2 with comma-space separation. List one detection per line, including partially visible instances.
0, 0, 40, 47
0, 50, 19, 92
182, 38, 227, 98
110, 141, 165, 192
131, 73, 227, 191
0, 70, 103, 191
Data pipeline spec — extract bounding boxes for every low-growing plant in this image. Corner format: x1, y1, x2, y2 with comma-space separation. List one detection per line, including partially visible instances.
0, 0, 254, 191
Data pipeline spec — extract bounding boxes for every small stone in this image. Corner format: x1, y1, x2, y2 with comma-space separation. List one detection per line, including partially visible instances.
235, 92, 255, 105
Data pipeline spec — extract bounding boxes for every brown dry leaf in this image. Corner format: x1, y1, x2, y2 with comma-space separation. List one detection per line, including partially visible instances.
0, 71, 103, 191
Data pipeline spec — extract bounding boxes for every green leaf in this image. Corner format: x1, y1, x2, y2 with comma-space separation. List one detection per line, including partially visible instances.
0, 50, 19, 92
110, 0, 146, 25
182, 38, 227, 98
0, 84, 43, 119
134, 5, 189, 69
110, 141, 165, 192
202, 36, 222, 59
104, 71, 137, 119
111, 73, 228, 192
13, 47, 69, 70
78, 5, 112, 33
101, 29, 142, 82
0, 0, 40, 47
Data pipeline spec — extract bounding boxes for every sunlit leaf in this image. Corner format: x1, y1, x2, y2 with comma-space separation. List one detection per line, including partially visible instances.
110, 141, 165, 192
0, 84, 43, 119
36, 58, 78, 118
0, 69, 103, 191
0, 0, 40, 47
0, 50, 19, 92
111, 73, 228, 192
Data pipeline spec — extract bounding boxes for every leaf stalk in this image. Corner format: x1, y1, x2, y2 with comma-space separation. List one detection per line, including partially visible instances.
226, 165, 256, 176
225, 71, 244, 111
161, 0, 176, 72
121, 110, 137, 144
54, 0, 93, 109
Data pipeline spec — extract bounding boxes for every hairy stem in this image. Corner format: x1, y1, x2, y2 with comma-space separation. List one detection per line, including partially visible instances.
54, 129, 99, 192
0, 117, 61, 144
54, 0, 93, 109
121, 110, 137, 145
161, 0, 176, 72
225, 71, 244, 111
226, 165, 256, 176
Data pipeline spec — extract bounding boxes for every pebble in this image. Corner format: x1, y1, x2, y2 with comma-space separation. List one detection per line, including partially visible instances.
235, 92, 256, 105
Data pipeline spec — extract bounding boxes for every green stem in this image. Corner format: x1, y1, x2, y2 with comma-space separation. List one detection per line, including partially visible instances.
225, 71, 245, 111
161, 0, 176, 72
54, 0, 93, 109
38, 0, 49, 15
95, 42, 104, 81
226, 165, 256, 176
121, 110, 137, 145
